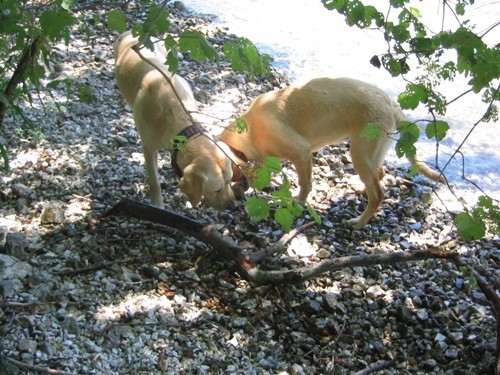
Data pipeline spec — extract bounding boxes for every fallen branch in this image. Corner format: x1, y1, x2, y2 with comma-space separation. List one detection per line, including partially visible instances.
52, 254, 171, 277
0, 37, 41, 128
246, 248, 458, 285
250, 221, 316, 263
454, 258, 500, 374
353, 357, 401, 375
104, 199, 459, 286
102, 199, 254, 278
1, 355, 78, 375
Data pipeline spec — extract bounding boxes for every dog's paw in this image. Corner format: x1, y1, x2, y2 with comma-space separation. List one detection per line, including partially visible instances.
346, 217, 366, 229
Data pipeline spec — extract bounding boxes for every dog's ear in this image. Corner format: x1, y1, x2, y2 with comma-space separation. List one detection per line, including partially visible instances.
179, 165, 206, 207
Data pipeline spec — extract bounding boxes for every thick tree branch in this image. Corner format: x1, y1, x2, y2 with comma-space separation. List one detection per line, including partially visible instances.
0, 37, 41, 127
246, 248, 458, 285
102, 199, 254, 277
103, 199, 459, 285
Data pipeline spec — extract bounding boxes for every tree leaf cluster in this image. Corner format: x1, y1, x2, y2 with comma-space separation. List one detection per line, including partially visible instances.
245, 156, 322, 232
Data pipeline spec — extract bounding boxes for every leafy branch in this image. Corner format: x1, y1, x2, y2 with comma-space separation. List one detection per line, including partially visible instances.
322, 0, 499, 241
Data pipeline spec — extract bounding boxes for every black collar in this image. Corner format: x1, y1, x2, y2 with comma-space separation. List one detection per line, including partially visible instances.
171, 123, 207, 178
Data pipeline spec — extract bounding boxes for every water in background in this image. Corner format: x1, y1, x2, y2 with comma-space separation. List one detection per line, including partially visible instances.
183, 0, 499, 203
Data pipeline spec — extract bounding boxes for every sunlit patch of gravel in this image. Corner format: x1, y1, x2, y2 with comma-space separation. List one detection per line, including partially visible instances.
0, 2, 498, 374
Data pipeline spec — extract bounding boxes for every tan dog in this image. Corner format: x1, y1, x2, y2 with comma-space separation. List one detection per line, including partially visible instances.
220, 77, 444, 228
115, 32, 235, 210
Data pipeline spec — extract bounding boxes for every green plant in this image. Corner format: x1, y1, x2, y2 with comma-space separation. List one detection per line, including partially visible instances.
106, 4, 272, 77
245, 155, 322, 231
323, 0, 499, 241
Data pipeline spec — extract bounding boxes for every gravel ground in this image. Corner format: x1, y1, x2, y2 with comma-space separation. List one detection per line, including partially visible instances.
0, 2, 498, 374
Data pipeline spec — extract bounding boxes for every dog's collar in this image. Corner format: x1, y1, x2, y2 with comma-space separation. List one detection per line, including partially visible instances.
171, 123, 207, 178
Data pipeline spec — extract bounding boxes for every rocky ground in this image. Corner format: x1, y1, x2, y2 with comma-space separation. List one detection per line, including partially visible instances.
0, 2, 498, 374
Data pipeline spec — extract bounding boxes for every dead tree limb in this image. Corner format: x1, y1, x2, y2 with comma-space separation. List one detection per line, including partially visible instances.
0, 37, 41, 128
103, 199, 459, 285
102, 199, 254, 278
246, 248, 458, 285
454, 258, 500, 374
2, 355, 78, 375
250, 221, 316, 263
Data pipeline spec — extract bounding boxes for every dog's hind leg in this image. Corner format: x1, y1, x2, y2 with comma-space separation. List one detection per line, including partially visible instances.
347, 141, 387, 228
143, 146, 164, 208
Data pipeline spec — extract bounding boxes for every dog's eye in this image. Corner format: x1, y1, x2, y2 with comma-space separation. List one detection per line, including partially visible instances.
214, 188, 223, 193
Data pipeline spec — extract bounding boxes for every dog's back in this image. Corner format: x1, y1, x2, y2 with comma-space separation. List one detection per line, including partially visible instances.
114, 32, 196, 117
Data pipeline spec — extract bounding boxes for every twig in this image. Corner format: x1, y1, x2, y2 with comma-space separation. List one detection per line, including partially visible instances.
2, 355, 79, 375
353, 358, 400, 375
454, 258, 500, 374
246, 249, 458, 285
51, 254, 171, 277
439, 83, 500, 177
0, 37, 41, 128
251, 221, 316, 262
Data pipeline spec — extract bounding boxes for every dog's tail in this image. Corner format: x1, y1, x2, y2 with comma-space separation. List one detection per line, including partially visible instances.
407, 157, 446, 184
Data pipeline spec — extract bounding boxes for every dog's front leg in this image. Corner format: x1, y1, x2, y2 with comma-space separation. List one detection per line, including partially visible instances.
143, 146, 164, 208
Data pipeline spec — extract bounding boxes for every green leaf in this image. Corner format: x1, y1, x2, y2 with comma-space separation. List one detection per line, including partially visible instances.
235, 118, 248, 133
287, 199, 304, 217
407, 164, 420, 178
179, 31, 219, 62
382, 55, 410, 77
360, 123, 381, 140
307, 204, 322, 225
275, 208, 294, 232
425, 120, 449, 141
322, 0, 346, 11
455, 3, 465, 16
223, 38, 272, 77
252, 168, 272, 191
169, 135, 188, 153
107, 9, 127, 33
398, 83, 428, 110
454, 211, 486, 241
143, 5, 170, 36
166, 51, 179, 73
246, 196, 270, 222
264, 156, 282, 172
78, 83, 95, 104
396, 121, 420, 158
61, 0, 78, 10
40, 9, 75, 41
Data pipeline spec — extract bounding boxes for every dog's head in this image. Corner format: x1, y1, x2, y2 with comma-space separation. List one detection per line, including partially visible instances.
178, 145, 236, 210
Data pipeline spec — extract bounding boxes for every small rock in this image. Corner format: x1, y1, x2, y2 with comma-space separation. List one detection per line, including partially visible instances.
183, 268, 201, 282
365, 285, 385, 299
232, 317, 248, 328
416, 309, 429, 321
4, 232, 27, 259
424, 358, 437, 369
448, 331, 463, 344
444, 348, 459, 359
18, 338, 37, 353
62, 316, 80, 336
0, 279, 23, 297
40, 340, 56, 356
40, 202, 66, 225
435, 333, 447, 342
0, 254, 32, 280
